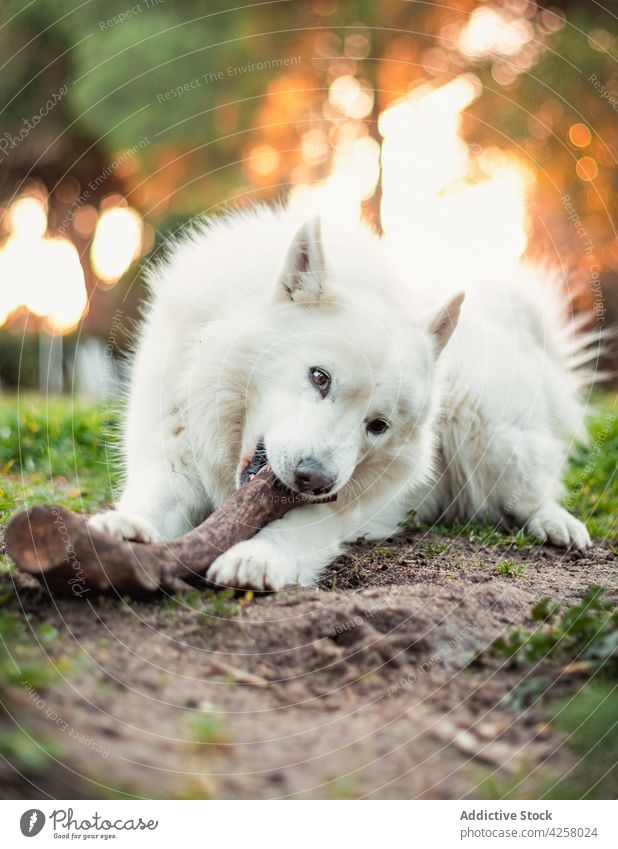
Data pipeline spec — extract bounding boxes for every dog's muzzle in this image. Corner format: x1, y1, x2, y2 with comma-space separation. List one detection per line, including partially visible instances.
293, 457, 335, 496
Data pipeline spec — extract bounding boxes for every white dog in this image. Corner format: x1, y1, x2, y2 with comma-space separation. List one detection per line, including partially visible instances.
90, 204, 595, 589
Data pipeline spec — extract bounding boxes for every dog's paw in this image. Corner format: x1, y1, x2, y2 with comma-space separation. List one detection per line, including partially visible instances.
207, 538, 296, 591
527, 504, 591, 549
88, 510, 160, 543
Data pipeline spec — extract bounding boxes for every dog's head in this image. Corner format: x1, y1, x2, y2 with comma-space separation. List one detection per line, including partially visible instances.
238, 217, 464, 502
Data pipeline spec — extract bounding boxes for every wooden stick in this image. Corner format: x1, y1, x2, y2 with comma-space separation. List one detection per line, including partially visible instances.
5, 467, 312, 598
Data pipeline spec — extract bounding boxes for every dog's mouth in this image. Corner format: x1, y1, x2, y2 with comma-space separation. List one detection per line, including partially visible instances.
239, 438, 269, 486
239, 439, 337, 504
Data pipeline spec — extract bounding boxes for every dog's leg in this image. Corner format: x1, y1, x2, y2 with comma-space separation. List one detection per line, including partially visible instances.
515, 501, 591, 548
430, 410, 591, 548
206, 501, 362, 590
89, 468, 205, 543
90, 390, 206, 543
497, 430, 591, 549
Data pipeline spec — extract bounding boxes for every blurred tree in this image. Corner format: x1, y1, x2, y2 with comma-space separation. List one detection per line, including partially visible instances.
0, 0, 616, 347
458, 2, 618, 311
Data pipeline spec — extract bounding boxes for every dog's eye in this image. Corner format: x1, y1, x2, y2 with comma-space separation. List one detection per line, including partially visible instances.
366, 418, 389, 436
309, 367, 331, 397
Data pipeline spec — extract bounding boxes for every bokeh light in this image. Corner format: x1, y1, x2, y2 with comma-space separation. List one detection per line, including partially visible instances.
247, 144, 281, 177
0, 194, 87, 332
328, 75, 374, 119
569, 123, 592, 148
90, 206, 143, 284
459, 6, 534, 58
576, 156, 599, 182
7, 195, 48, 239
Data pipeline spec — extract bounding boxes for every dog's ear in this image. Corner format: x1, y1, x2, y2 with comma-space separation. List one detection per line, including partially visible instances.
427, 291, 465, 356
277, 217, 327, 304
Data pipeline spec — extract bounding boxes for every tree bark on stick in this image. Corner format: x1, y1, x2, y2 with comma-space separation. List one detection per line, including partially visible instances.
5, 467, 313, 598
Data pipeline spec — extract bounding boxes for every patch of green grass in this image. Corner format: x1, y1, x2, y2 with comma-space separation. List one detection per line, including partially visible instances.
185, 713, 228, 746
473, 586, 617, 673
474, 588, 618, 800
171, 777, 216, 800
420, 539, 450, 559
547, 682, 618, 799
0, 396, 120, 546
481, 682, 618, 800
373, 546, 395, 557
0, 394, 120, 478
0, 611, 62, 690
468, 524, 510, 546
408, 518, 539, 549
495, 559, 525, 578
0, 397, 120, 575
563, 396, 618, 540
512, 531, 539, 549
0, 470, 114, 529
323, 778, 360, 800
0, 610, 67, 772
163, 588, 240, 619
0, 726, 62, 772
476, 765, 542, 801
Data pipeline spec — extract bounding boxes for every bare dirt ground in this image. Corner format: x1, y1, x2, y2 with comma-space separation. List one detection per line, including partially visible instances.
1, 529, 616, 800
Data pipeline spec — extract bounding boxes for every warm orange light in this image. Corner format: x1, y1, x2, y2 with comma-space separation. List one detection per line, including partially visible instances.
292, 73, 533, 280
569, 123, 592, 148
0, 194, 87, 331
289, 133, 380, 222
247, 144, 281, 176
379, 76, 533, 280
328, 75, 373, 119
576, 156, 598, 182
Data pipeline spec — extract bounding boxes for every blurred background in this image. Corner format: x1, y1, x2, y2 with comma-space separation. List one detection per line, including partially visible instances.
1, 0, 617, 395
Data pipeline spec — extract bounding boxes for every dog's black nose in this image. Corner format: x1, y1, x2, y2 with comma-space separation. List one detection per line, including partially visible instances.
294, 458, 335, 495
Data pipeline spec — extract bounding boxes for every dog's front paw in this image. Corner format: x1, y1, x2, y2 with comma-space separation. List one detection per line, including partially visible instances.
88, 510, 160, 543
527, 504, 591, 549
207, 538, 296, 590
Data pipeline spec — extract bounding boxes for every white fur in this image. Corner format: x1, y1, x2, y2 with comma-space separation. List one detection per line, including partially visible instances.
90, 204, 593, 589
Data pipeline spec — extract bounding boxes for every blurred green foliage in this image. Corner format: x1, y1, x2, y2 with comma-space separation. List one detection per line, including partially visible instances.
475, 585, 618, 674
0, 608, 65, 774
549, 682, 618, 799
0, 394, 119, 476
0, 396, 120, 550
476, 586, 618, 800
564, 396, 618, 539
